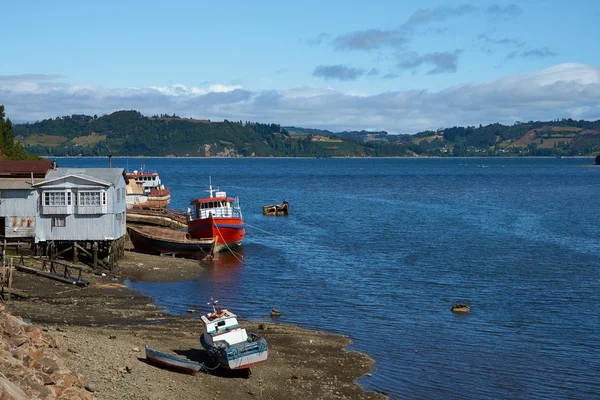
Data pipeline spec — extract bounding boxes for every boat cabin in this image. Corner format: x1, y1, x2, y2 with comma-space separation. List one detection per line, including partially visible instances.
201, 310, 248, 345
126, 170, 163, 194
190, 192, 241, 220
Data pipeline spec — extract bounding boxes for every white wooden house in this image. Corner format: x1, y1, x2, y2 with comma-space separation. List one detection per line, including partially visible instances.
0, 161, 53, 240
33, 168, 127, 242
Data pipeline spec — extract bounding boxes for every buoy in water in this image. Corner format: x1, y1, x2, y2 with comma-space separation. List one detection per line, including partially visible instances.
451, 304, 470, 313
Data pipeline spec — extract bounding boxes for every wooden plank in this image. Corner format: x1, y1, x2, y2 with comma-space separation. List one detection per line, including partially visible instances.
1, 286, 28, 298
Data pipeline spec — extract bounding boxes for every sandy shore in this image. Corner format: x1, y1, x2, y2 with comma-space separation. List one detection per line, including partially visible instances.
3, 251, 385, 400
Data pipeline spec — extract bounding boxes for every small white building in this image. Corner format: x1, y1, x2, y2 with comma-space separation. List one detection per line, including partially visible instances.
0, 160, 53, 240
33, 168, 127, 242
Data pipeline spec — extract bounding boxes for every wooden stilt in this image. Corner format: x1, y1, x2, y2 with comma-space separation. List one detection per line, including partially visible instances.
93, 242, 98, 269
73, 241, 78, 263
55, 245, 73, 258
7, 259, 13, 301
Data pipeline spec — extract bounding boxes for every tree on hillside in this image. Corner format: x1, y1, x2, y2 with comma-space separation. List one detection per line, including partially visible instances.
0, 105, 39, 160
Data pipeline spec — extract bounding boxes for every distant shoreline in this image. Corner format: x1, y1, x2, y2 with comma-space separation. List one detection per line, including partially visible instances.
47, 155, 595, 160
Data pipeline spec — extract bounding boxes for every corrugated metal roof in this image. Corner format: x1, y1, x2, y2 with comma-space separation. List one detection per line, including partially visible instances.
0, 178, 44, 190
44, 168, 125, 186
0, 160, 54, 177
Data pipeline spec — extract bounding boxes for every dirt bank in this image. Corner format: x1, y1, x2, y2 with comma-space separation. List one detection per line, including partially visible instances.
2, 251, 385, 400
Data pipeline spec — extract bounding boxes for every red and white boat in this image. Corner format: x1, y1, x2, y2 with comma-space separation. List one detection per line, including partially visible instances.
187, 180, 245, 252
125, 168, 171, 210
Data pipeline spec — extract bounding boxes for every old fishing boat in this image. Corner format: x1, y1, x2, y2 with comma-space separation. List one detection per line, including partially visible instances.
145, 346, 203, 375
262, 201, 289, 216
125, 168, 171, 210
187, 180, 245, 252
200, 299, 268, 370
127, 225, 215, 259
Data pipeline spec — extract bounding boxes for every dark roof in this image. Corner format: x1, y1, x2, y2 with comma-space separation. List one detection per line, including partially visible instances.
0, 160, 55, 177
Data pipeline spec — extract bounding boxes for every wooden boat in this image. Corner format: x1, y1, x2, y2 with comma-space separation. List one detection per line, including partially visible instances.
126, 168, 171, 210
200, 299, 268, 370
126, 209, 187, 229
145, 346, 203, 375
262, 201, 289, 216
127, 225, 215, 259
187, 179, 245, 252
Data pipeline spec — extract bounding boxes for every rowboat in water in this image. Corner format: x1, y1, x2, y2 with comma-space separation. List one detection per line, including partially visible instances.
262, 201, 289, 216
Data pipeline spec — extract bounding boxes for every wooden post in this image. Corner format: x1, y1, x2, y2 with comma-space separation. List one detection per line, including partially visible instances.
93, 241, 98, 269
7, 258, 13, 301
109, 242, 114, 271
73, 241, 78, 263
2, 239, 5, 267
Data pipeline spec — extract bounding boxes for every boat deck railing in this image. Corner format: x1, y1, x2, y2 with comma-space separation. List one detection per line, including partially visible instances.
225, 337, 268, 360
193, 208, 242, 220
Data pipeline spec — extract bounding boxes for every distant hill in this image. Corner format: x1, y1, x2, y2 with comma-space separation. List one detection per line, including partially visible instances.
13, 111, 600, 157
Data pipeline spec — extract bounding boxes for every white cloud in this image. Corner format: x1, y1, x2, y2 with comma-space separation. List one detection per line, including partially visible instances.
1, 64, 600, 134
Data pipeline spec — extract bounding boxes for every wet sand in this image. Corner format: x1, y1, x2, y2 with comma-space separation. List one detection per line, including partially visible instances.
3, 251, 385, 400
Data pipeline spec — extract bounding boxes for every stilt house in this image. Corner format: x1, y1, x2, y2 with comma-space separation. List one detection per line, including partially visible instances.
33, 168, 127, 242
0, 160, 54, 240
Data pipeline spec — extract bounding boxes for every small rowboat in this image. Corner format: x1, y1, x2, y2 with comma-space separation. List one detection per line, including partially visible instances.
145, 346, 204, 375
262, 201, 289, 216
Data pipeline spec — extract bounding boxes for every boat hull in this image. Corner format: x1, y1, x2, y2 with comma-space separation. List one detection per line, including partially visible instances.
126, 210, 187, 229
127, 192, 171, 210
145, 346, 203, 375
128, 225, 215, 258
187, 217, 245, 251
200, 332, 268, 370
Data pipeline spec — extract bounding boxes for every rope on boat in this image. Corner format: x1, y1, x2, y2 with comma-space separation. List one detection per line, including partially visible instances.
244, 223, 346, 250
201, 362, 221, 372
213, 224, 246, 265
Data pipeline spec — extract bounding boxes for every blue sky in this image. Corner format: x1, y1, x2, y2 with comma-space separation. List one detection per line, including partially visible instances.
1, 0, 599, 133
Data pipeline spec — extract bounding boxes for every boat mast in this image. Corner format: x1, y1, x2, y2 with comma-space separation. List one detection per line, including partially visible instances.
208, 297, 219, 313
206, 176, 217, 198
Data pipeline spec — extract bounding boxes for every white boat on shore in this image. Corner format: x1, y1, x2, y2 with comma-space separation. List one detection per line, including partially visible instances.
199, 299, 268, 370
125, 168, 171, 210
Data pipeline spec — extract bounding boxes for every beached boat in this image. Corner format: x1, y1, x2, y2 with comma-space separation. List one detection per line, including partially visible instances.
262, 201, 289, 216
127, 225, 215, 259
126, 209, 188, 229
187, 180, 245, 252
200, 299, 268, 370
145, 346, 203, 375
126, 168, 171, 210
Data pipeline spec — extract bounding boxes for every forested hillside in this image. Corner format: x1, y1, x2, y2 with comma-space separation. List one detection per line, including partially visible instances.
0, 105, 39, 160
13, 110, 600, 157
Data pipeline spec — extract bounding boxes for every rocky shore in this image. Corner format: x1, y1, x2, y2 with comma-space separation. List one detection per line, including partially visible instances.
1, 251, 384, 400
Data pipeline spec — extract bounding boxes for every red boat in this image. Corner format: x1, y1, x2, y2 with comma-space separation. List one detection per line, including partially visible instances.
187, 180, 245, 252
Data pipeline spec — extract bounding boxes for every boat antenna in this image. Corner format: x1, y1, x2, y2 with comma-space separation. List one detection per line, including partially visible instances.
205, 176, 216, 198
208, 297, 219, 313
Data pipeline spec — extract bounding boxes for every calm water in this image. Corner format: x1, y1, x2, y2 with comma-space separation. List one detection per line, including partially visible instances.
57, 157, 600, 399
